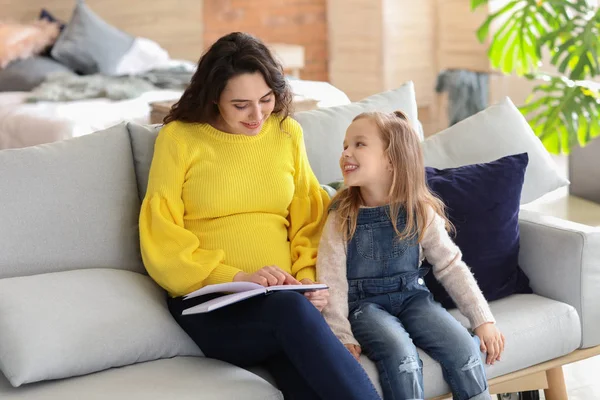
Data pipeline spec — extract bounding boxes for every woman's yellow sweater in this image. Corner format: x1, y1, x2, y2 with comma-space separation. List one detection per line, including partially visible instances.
139, 115, 330, 297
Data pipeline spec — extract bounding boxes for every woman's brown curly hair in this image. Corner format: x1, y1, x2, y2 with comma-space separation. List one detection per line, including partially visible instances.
164, 32, 293, 125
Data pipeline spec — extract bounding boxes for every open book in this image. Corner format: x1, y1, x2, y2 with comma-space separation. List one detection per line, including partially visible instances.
181, 281, 328, 315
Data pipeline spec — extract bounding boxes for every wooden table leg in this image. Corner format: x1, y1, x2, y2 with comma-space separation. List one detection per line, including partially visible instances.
544, 366, 569, 400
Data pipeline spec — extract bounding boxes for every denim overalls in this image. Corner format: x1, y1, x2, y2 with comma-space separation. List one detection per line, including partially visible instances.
347, 206, 490, 400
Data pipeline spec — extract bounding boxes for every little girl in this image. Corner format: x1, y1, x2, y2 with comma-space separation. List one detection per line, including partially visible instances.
317, 111, 505, 400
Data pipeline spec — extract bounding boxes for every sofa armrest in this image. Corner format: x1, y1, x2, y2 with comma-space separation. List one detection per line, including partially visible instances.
518, 209, 600, 348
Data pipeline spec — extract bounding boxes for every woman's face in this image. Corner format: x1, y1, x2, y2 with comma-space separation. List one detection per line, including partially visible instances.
215, 72, 276, 136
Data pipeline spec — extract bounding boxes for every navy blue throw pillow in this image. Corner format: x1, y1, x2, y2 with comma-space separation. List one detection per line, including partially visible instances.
39, 9, 67, 31
39, 9, 67, 57
423, 153, 533, 309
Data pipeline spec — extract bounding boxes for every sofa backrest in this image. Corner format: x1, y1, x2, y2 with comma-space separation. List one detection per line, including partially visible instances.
0, 123, 145, 279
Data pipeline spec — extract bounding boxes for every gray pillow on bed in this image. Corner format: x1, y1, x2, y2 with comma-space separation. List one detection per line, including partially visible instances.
0, 56, 75, 92
50, 1, 134, 75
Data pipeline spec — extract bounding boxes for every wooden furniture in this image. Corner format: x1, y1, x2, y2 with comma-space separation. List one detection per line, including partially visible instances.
149, 96, 319, 125
149, 101, 175, 125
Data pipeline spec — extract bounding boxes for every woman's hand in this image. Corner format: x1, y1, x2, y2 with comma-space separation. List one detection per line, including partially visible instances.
300, 278, 330, 312
344, 344, 361, 361
234, 266, 300, 287
474, 322, 505, 365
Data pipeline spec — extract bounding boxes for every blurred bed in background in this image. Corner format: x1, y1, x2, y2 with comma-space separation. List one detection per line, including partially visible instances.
0, 0, 350, 150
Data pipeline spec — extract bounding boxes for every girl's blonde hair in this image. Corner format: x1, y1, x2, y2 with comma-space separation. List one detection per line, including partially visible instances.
332, 110, 452, 242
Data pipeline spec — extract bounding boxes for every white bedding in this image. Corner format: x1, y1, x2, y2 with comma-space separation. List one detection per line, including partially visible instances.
0, 90, 183, 149
0, 79, 350, 150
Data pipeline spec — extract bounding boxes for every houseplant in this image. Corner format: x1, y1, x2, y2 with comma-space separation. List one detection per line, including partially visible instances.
472, 0, 600, 155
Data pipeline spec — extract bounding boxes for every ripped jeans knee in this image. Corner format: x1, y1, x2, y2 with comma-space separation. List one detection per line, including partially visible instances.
461, 355, 482, 372
443, 353, 490, 400
398, 355, 421, 375
376, 353, 424, 400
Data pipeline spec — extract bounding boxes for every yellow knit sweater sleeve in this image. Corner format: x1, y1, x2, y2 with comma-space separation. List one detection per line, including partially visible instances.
139, 126, 241, 297
285, 119, 331, 282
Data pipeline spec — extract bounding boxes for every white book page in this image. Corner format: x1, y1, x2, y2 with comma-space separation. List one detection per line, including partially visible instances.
183, 281, 264, 300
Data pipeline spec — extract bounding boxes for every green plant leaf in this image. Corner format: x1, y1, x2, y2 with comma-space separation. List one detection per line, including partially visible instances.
476, 1, 518, 43
576, 101, 591, 145
476, 16, 494, 43
488, 19, 518, 69
474, 1, 600, 154
471, 0, 489, 12
519, 76, 600, 154
475, 0, 569, 75
539, 8, 600, 79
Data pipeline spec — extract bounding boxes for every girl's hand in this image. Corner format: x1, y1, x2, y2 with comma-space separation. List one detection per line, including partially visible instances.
344, 344, 361, 361
474, 322, 505, 365
234, 266, 300, 287
300, 278, 330, 312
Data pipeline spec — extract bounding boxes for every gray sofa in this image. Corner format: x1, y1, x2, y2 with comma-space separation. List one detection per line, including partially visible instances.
1, 84, 599, 399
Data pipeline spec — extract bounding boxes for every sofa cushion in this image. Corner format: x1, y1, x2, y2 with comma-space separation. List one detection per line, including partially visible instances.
0, 123, 144, 279
421, 97, 569, 204
50, 1, 134, 75
294, 81, 420, 185
0, 269, 202, 387
0, 357, 282, 400
424, 153, 532, 308
357, 294, 581, 398
249, 294, 581, 399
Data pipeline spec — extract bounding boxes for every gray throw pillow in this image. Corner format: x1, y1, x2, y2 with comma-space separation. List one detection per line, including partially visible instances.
0, 56, 75, 92
50, 1, 134, 75
0, 269, 203, 387
0, 123, 144, 279
127, 122, 161, 201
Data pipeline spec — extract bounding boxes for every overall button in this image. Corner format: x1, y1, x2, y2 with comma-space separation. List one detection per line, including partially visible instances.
417, 278, 424, 285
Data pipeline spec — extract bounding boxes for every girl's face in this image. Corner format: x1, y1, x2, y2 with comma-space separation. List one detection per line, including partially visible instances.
340, 118, 393, 191
215, 72, 275, 136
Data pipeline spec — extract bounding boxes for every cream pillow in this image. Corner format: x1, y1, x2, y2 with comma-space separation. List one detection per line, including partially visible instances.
295, 81, 419, 185
422, 97, 569, 204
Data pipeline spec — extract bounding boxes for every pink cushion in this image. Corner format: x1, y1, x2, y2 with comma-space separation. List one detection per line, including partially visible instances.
0, 20, 60, 68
